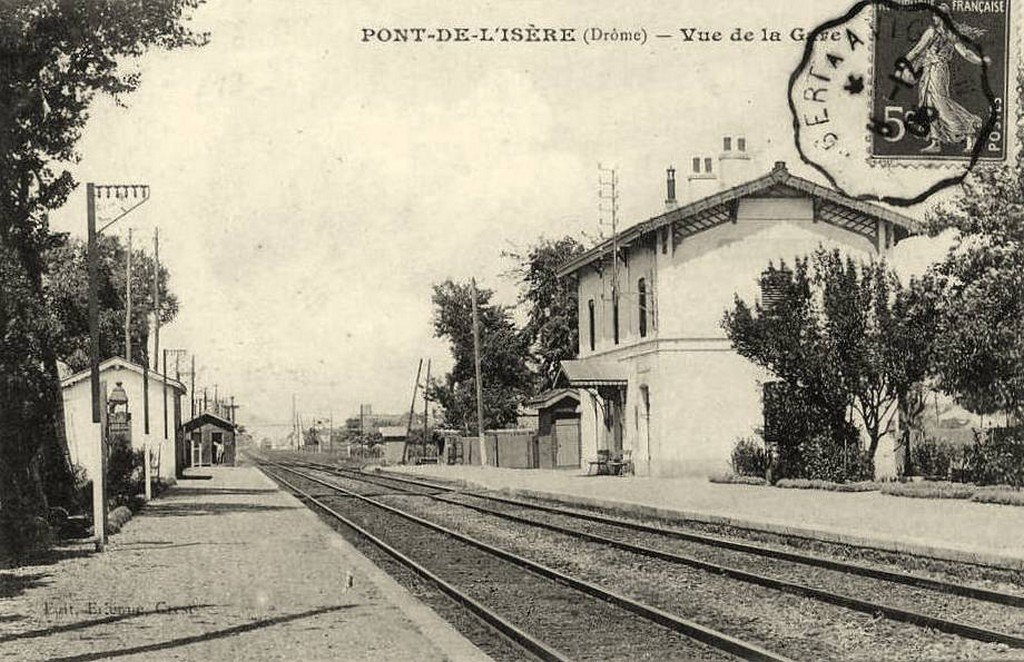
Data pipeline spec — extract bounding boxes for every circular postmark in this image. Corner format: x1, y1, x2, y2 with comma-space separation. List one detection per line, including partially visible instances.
788, 0, 1000, 206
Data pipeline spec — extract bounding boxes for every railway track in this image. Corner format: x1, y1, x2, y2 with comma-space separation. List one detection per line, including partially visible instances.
292, 460, 1024, 651
259, 460, 789, 661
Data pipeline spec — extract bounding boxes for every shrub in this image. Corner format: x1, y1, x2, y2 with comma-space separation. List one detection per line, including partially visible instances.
730, 437, 769, 477
801, 429, 873, 483
962, 427, 1024, 487
106, 442, 145, 507
708, 473, 767, 486
881, 480, 975, 499
909, 437, 959, 479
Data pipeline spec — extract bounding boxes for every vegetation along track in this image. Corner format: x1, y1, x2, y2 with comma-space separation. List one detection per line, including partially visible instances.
260, 460, 788, 662
295, 460, 1024, 652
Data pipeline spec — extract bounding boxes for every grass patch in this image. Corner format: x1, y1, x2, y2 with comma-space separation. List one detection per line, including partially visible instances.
707, 473, 767, 486
880, 481, 975, 499
774, 478, 881, 492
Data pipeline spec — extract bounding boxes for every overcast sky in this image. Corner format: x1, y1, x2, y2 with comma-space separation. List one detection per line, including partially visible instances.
47, 1, 965, 439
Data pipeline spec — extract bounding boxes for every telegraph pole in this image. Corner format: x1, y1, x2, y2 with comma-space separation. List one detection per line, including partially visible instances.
87, 183, 101, 423
190, 354, 196, 418
598, 164, 620, 310
471, 279, 487, 465
402, 359, 423, 463
124, 227, 132, 361
422, 358, 431, 458
152, 228, 160, 370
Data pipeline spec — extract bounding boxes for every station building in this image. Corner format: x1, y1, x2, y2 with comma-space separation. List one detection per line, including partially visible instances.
556, 136, 915, 478
180, 412, 238, 469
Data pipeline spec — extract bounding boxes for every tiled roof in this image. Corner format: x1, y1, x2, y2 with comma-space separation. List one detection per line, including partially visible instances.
556, 162, 918, 277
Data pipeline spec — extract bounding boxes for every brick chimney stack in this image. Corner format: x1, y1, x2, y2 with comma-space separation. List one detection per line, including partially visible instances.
665, 166, 677, 210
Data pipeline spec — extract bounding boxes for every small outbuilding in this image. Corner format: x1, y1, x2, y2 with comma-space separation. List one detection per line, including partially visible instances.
180, 413, 237, 470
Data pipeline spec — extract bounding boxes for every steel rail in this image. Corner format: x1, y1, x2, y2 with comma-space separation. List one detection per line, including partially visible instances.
259, 466, 570, 662
315, 463, 1024, 610
269, 461, 793, 662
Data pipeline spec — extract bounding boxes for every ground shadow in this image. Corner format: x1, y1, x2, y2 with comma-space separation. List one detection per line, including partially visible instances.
170, 488, 280, 497
47, 604, 357, 661
0, 572, 49, 599
109, 541, 246, 552
0, 603, 217, 645
141, 502, 300, 518
177, 474, 214, 481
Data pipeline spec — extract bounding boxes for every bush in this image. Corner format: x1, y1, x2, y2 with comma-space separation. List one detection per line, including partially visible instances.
881, 480, 975, 499
708, 473, 767, 486
909, 437, 959, 479
730, 437, 769, 477
107, 441, 145, 507
961, 427, 1024, 487
800, 429, 873, 483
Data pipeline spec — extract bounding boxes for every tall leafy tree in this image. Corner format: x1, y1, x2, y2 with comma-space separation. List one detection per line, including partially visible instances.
45, 234, 178, 372
428, 279, 534, 433
723, 248, 936, 475
924, 165, 1024, 420
0, 1, 206, 556
504, 235, 586, 390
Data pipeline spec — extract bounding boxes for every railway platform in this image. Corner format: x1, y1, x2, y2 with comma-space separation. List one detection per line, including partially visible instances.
0, 465, 487, 662
391, 464, 1024, 571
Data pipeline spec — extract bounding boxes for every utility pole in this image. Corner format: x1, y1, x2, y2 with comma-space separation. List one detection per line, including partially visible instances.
422, 358, 431, 458
190, 354, 196, 418
124, 227, 132, 361
471, 279, 487, 466
152, 228, 160, 370
402, 359, 423, 463
292, 393, 297, 449
203, 387, 208, 414
87, 183, 101, 423
598, 164, 620, 327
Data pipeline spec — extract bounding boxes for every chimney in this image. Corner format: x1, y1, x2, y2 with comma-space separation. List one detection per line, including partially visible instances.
718, 134, 753, 188
686, 154, 718, 201
665, 166, 677, 210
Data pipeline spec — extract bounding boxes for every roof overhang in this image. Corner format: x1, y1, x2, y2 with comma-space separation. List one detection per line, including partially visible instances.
524, 388, 580, 409
556, 163, 918, 278
557, 360, 628, 388
61, 357, 188, 394
182, 413, 236, 433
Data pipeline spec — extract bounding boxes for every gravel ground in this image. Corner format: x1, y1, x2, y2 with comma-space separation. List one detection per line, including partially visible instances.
274, 468, 732, 661
387, 494, 1018, 661
0, 466, 483, 662
443, 492, 1024, 637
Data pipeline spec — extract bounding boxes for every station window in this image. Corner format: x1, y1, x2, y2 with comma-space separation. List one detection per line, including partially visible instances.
738, 137, 746, 152
612, 293, 620, 345
638, 278, 647, 338
704, 157, 713, 173
692, 157, 701, 173
587, 299, 595, 351
723, 136, 731, 151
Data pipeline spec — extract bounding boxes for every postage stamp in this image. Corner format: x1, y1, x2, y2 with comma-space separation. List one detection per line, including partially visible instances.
788, 0, 1004, 205
871, 0, 1011, 161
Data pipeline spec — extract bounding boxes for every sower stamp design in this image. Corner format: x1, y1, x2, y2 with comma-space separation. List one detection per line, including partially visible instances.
872, 0, 1010, 161
789, 0, 1000, 205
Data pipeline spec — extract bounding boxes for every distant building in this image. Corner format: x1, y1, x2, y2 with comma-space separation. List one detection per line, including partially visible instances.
180, 413, 237, 468
378, 425, 408, 464
61, 357, 186, 485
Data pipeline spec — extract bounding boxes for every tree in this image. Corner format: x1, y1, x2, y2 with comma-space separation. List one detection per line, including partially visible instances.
924, 165, 1024, 420
0, 1, 205, 557
504, 235, 586, 390
428, 279, 534, 433
44, 233, 178, 371
722, 248, 936, 477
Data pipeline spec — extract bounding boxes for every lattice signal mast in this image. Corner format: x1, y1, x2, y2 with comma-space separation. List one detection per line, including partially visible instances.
598, 164, 620, 302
